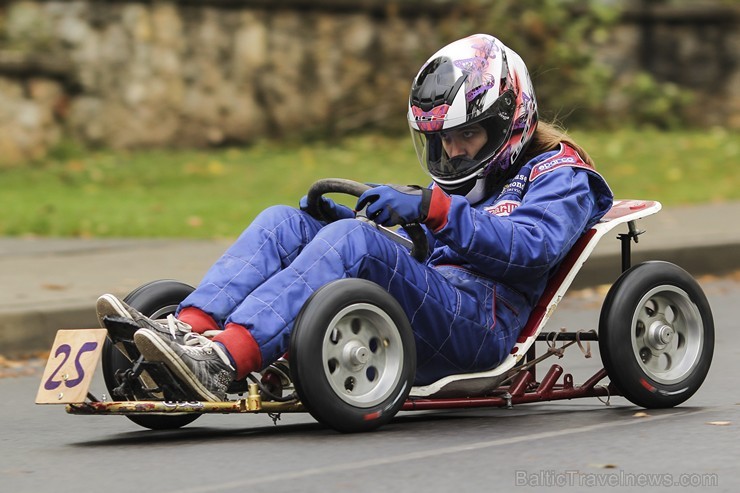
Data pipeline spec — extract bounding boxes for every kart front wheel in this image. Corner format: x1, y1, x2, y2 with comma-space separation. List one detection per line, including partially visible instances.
101, 279, 201, 430
290, 279, 416, 433
599, 261, 714, 408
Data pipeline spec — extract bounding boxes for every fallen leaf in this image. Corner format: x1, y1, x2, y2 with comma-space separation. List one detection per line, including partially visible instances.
41, 283, 68, 291
65, 160, 85, 172
187, 216, 203, 227
595, 284, 612, 296
588, 463, 618, 469
633, 411, 649, 418
207, 161, 225, 176
706, 421, 731, 426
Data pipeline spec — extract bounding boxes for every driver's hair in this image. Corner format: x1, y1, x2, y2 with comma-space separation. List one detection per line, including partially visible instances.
523, 120, 595, 166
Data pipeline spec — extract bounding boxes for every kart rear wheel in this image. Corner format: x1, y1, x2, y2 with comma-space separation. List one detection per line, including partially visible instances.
599, 261, 714, 408
290, 279, 415, 433
101, 279, 201, 430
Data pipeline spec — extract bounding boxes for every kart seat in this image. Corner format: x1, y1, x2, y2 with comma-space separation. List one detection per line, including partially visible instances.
409, 199, 662, 398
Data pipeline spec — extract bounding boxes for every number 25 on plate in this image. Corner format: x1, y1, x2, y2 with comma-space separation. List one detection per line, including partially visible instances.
35, 329, 107, 405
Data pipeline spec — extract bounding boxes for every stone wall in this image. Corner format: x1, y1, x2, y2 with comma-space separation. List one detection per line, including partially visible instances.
0, 0, 456, 164
0, 1, 738, 165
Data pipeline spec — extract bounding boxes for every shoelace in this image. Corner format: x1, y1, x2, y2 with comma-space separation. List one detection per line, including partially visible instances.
178, 334, 235, 369
182, 331, 212, 347
152, 314, 193, 339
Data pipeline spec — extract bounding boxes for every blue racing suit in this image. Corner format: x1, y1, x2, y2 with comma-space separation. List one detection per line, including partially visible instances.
179, 144, 613, 385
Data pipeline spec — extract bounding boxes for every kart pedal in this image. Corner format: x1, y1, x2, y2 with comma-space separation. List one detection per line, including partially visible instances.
138, 360, 197, 401
112, 357, 194, 402
103, 315, 140, 342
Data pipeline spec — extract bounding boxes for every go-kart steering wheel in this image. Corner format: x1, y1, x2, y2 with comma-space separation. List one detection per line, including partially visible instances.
305, 178, 429, 263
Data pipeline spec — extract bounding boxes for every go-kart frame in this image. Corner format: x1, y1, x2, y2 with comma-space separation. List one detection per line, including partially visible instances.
36, 180, 715, 433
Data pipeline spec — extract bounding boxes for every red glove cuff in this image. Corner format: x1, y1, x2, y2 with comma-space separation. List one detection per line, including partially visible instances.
424, 185, 451, 232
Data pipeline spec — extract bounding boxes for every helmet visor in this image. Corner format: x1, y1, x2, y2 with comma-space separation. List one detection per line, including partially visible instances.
410, 92, 516, 185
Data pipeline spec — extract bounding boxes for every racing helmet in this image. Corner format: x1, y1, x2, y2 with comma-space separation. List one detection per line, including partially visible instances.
408, 34, 538, 202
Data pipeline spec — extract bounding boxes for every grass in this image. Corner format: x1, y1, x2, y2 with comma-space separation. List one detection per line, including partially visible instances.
573, 128, 739, 203
1, 128, 737, 239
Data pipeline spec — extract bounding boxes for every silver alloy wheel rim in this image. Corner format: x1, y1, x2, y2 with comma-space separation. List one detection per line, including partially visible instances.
321, 303, 404, 407
149, 304, 179, 319
630, 285, 703, 385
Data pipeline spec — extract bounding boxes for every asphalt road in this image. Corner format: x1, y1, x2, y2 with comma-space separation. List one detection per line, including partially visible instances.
2, 273, 738, 493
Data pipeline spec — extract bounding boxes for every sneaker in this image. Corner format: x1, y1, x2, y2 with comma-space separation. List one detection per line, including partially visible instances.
133, 328, 236, 402
97, 293, 193, 344
96, 294, 130, 327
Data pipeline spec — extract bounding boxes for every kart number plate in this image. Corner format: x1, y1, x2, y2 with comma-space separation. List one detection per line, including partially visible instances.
35, 329, 107, 404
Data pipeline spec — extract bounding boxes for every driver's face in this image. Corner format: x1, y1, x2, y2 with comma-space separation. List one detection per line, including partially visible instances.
440, 123, 488, 159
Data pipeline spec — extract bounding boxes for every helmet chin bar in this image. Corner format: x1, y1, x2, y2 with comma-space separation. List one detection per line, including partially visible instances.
428, 153, 486, 190
463, 178, 489, 204
465, 176, 487, 205
435, 172, 488, 205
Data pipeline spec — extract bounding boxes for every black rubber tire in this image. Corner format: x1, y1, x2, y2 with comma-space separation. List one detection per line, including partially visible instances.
101, 279, 201, 430
290, 279, 415, 433
599, 261, 714, 408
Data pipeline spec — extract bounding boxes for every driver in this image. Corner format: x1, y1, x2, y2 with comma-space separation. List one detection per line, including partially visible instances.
97, 34, 613, 402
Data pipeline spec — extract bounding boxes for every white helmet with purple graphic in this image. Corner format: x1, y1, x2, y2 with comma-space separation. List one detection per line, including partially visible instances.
408, 34, 538, 201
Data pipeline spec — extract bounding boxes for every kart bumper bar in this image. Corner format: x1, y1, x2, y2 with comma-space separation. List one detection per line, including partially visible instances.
67, 399, 306, 415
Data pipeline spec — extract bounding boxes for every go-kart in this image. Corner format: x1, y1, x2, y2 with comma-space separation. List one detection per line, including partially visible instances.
36, 179, 715, 433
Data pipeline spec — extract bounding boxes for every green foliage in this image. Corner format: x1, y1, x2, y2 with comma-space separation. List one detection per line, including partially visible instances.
614, 72, 695, 129
462, 0, 696, 128
461, 0, 614, 123
45, 138, 89, 162
0, 2, 55, 51
0, 130, 737, 239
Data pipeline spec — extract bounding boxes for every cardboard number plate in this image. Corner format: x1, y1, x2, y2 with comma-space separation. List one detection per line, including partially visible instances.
35, 329, 107, 404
